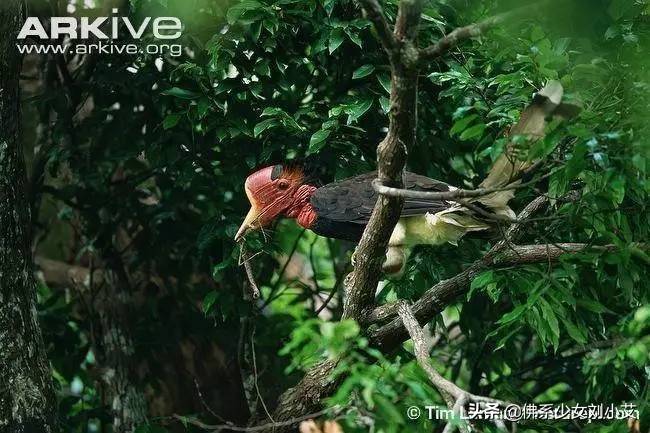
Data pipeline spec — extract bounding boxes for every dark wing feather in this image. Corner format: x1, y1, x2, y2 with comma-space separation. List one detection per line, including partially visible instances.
310, 171, 451, 237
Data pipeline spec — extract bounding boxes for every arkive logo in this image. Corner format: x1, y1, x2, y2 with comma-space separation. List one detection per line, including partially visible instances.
16, 9, 183, 57
17, 9, 182, 40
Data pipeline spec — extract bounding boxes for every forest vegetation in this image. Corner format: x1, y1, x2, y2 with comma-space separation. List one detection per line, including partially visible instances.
0, 0, 648, 432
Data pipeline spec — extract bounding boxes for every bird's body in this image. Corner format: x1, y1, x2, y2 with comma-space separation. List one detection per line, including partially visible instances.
235, 166, 499, 274
308, 171, 452, 241
307, 171, 494, 273
234, 81, 573, 275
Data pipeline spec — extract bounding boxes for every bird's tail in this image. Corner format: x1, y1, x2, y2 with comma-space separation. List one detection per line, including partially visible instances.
475, 81, 579, 215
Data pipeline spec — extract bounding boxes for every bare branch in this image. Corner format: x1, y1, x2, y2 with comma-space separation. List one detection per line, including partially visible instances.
397, 302, 458, 407
243, 259, 261, 300
398, 303, 509, 433
496, 243, 617, 266
369, 239, 620, 343
372, 170, 552, 202
419, 4, 540, 61
238, 242, 262, 300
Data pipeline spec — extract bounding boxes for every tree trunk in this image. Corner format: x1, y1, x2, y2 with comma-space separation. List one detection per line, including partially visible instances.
95, 250, 147, 433
0, 2, 57, 432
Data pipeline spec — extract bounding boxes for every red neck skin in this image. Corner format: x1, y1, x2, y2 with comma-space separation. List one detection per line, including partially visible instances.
284, 184, 317, 229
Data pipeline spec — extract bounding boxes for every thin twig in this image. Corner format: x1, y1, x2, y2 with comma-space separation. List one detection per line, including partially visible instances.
419, 3, 544, 61
238, 241, 261, 300
243, 258, 261, 299
250, 328, 274, 423
193, 378, 229, 424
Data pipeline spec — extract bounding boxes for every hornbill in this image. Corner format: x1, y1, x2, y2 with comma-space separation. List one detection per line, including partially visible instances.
235, 81, 577, 275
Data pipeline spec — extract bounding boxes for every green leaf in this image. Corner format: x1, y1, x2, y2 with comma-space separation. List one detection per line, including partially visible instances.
540, 299, 560, 351
374, 394, 404, 424
352, 64, 375, 80
548, 169, 568, 199
577, 298, 613, 314
308, 129, 331, 153
377, 74, 391, 94
379, 96, 390, 114
345, 28, 363, 48
254, 61, 271, 77
253, 118, 278, 137
497, 304, 528, 325
160, 87, 200, 100
346, 99, 372, 124
450, 114, 478, 136
324, 0, 336, 15
202, 291, 218, 313
226, 0, 262, 24
329, 28, 345, 54
470, 270, 495, 290
459, 123, 486, 141
261, 107, 283, 116
163, 113, 182, 130
559, 316, 587, 344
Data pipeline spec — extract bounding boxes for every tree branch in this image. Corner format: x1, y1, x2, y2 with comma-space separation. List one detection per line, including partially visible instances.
357, 0, 397, 55
372, 169, 552, 202
35, 256, 104, 288
398, 303, 509, 433
368, 195, 551, 347
367, 242, 616, 326
419, 4, 541, 61
268, 0, 427, 427
496, 243, 617, 266
341, 0, 424, 321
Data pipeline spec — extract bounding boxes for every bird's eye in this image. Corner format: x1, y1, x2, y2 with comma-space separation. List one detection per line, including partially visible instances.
277, 179, 290, 190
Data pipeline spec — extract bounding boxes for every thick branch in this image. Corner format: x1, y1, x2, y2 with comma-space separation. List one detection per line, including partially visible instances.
497, 243, 616, 266
394, 0, 424, 43
368, 242, 615, 326
357, 0, 397, 55
35, 256, 104, 288
342, 0, 424, 322
270, 0, 427, 427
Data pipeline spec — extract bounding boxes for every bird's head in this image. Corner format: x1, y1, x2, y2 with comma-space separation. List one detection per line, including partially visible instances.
235, 164, 305, 241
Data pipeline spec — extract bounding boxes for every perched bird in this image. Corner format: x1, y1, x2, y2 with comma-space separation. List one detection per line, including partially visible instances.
235, 81, 576, 275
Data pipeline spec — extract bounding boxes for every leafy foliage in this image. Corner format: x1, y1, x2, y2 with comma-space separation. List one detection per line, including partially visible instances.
18, 0, 649, 432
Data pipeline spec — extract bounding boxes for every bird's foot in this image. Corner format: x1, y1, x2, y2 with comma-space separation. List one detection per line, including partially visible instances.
350, 246, 407, 278
381, 246, 406, 277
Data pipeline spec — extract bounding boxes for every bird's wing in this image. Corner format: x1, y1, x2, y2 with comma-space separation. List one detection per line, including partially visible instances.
310, 171, 452, 224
